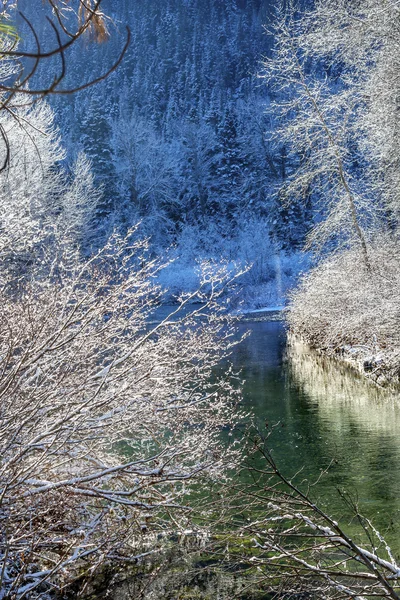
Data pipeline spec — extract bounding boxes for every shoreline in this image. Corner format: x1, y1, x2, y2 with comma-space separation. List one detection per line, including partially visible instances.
288, 332, 400, 389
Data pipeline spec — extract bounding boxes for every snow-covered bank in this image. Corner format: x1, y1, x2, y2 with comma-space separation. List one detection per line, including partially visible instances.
234, 305, 286, 323
155, 247, 307, 313
152, 219, 309, 310
330, 345, 399, 388
237, 305, 285, 315
288, 240, 400, 388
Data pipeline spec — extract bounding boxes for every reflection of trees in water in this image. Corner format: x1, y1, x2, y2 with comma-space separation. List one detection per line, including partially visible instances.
286, 336, 400, 536
286, 336, 400, 435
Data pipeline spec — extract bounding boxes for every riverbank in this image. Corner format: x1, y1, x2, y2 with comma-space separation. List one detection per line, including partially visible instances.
287, 331, 400, 388
292, 335, 400, 388
155, 246, 308, 311
287, 240, 400, 388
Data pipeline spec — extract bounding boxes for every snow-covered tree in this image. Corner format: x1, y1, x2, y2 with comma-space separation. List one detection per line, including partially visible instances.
293, 0, 400, 230
263, 3, 370, 266
111, 113, 179, 222
0, 91, 102, 276
263, 0, 400, 264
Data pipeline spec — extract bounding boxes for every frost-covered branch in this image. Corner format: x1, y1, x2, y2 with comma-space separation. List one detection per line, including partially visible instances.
209, 436, 400, 599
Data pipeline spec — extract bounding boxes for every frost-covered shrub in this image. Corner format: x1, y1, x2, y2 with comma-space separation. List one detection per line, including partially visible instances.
0, 230, 243, 597
0, 91, 244, 596
288, 237, 400, 362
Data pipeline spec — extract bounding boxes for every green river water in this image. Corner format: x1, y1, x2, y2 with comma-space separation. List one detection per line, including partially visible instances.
233, 314, 400, 552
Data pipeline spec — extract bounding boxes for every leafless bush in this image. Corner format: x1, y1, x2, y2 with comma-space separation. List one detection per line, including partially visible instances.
288, 237, 400, 384
206, 438, 400, 600
0, 230, 245, 598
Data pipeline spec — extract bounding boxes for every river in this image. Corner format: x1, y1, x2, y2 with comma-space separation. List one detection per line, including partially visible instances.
232, 313, 400, 551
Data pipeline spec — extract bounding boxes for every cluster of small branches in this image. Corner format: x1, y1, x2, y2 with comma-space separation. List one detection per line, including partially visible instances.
201, 436, 400, 599
0, 0, 129, 173
0, 226, 245, 598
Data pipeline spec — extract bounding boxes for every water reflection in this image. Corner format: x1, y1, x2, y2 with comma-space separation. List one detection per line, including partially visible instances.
287, 336, 400, 435
230, 319, 400, 550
